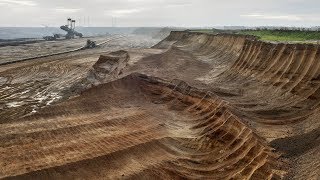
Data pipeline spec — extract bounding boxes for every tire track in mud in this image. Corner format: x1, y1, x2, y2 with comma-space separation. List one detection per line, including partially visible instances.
0, 35, 124, 66
0, 36, 126, 123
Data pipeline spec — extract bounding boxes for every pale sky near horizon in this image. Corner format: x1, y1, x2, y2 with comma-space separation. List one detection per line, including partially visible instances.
0, 0, 319, 27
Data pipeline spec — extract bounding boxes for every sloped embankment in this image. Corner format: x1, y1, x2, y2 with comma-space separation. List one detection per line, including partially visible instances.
154, 31, 320, 179
0, 73, 283, 179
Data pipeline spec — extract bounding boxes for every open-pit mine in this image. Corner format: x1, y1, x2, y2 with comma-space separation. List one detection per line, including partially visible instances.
0, 31, 319, 179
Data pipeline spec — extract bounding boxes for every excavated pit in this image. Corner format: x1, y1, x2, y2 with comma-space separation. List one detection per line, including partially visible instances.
0, 31, 319, 179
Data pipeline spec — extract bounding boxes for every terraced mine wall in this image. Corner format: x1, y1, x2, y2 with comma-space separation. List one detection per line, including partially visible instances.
156, 31, 320, 119
155, 31, 256, 55
1, 31, 319, 179
154, 31, 320, 179
228, 40, 320, 105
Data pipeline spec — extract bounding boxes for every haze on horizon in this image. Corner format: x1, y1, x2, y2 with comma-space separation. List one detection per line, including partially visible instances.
0, 0, 319, 27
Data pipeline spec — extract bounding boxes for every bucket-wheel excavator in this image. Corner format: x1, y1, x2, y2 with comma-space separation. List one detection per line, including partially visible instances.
43, 18, 83, 40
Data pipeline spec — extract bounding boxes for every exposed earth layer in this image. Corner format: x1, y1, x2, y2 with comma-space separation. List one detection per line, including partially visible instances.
0, 32, 319, 179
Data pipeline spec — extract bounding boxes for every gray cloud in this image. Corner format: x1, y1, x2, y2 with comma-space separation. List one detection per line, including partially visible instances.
0, 0, 319, 27
0, 0, 37, 6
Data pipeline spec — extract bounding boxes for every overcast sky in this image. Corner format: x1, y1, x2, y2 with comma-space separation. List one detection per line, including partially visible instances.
0, 0, 320, 27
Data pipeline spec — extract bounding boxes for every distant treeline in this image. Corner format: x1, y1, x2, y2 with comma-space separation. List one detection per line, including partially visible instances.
243, 27, 320, 32
190, 27, 320, 42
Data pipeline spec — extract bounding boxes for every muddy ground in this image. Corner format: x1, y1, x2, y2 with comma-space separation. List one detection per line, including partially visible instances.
0, 32, 319, 179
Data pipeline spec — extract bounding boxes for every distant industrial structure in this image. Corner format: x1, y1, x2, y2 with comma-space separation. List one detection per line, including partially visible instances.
61, 18, 83, 39
43, 18, 83, 41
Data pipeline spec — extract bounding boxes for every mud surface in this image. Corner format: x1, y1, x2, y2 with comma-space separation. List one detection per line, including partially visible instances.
0, 32, 319, 179
0, 35, 159, 122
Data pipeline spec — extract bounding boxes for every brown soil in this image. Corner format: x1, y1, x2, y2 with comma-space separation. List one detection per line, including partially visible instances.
0, 32, 319, 179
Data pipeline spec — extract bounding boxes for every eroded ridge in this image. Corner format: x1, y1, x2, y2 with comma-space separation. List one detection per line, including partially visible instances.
153, 31, 320, 179
158, 32, 320, 124
224, 41, 320, 109
0, 73, 283, 179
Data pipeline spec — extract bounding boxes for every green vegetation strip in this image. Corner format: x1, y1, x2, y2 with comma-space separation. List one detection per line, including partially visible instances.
241, 30, 320, 42
189, 29, 320, 42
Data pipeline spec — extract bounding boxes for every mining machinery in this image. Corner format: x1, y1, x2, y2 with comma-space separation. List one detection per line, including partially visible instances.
43, 18, 83, 40
60, 18, 83, 39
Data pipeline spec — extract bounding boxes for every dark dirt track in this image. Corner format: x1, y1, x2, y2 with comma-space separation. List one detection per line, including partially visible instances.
0, 32, 319, 179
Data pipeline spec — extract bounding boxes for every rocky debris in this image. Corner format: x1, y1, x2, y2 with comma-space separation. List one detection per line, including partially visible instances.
68, 50, 130, 95
87, 50, 129, 85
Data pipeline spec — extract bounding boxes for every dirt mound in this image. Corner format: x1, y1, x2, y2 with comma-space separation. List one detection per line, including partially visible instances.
66, 50, 130, 95
87, 50, 129, 85
0, 73, 284, 179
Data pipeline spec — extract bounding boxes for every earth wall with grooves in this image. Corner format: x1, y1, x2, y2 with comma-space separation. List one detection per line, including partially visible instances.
0, 73, 284, 179
153, 31, 320, 179
0, 31, 319, 179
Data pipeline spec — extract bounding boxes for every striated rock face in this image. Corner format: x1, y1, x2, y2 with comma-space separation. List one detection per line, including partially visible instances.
87, 50, 130, 85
